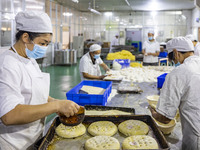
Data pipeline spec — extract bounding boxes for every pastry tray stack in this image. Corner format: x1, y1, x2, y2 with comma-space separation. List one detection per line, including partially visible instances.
33, 106, 169, 150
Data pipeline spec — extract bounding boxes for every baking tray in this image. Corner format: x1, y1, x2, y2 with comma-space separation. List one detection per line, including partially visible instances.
117, 89, 143, 94
117, 82, 143, 94
84, 105, 135, 114
103, 76, 123, 82
34, 115, 169, 150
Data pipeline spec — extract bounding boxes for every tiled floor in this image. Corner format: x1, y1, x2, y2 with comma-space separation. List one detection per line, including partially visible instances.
43, 59, 106, 123
43, 61, 81, 123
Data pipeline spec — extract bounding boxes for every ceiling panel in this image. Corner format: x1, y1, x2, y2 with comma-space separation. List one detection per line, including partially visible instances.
54, 0, 195, 12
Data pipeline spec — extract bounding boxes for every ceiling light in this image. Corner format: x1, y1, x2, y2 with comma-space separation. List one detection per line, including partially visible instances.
3, 13, 14, 20
14, 0, 20, 3
105, 12, 112, 16
125, 0, 130, 6
151, 11, 157, 17
63, 12, 73, 16
88, 1, 101, 15
182, 15, 186, 20
16, 8, 22, 13
148, 0, 159, 11
90, 8, 101, 15
72, 0, 79, 3
1, 27, 7, 31
116, 18, 120, 22
176, 11, 182, 15
26, 0, 40, 2
26, 5, 43, 9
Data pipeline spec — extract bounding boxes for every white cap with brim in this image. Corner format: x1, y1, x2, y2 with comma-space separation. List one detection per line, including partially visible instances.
89, 44, 102, 52
166, 37, 194, 54
15, 11, 53, 33
148, 30, 154, 34
185, 34, 195, 42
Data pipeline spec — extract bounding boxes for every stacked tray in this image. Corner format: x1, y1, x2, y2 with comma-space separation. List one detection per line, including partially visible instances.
84, 105, 135, 114
34, 115, 169, 150
117, 82, 143, 94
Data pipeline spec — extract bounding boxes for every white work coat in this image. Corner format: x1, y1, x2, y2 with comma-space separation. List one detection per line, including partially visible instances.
142, 40, 160, 63
110, 37, 119, 53
79, 52, 103, 81
194, 42, 200, 56
156, 55, 200, 150
0, 47, 50, 150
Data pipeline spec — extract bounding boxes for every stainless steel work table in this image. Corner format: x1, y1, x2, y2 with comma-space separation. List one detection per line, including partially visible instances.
106, 81, 182, 150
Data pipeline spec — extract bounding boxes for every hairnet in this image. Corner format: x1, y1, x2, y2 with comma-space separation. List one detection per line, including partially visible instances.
166, 37, 194, 54
148, 30, 154, 34
115, 33, 119, 36
89, 44, 102, 52
185, 34, 195, 42
15, 11, 53, 33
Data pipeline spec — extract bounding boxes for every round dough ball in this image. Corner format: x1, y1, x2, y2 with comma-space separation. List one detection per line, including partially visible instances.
122, 135, 159, 149
55, 123, 86, 138
118, 120, 149, 136
85, 136, 120, 150
88, 121, 117, 136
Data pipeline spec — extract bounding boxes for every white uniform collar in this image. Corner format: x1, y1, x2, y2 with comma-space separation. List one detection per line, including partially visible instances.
195, 42, 200, 48
86, 52, 96, 64
11, 46, 36, 65
147, 40, 156, 44
183, 55, 199, 63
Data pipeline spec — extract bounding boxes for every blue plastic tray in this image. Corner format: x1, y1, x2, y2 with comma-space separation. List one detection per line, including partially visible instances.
157, 73, 168, 88
114, 59, 130, 69
66, 80, 112, 106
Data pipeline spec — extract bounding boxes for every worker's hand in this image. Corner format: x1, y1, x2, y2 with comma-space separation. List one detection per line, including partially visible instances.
147, 53, 152, 55
106, 69, 111, 72
56, 100, 80, 117
148, 105, 155, 113
99, 75, 106, 80
144, 53, 148, 56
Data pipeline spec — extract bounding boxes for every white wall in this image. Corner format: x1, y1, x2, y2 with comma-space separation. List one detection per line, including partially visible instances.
82, 10, 190, 44
192, 7, 200, 40
183, 10, 192, 35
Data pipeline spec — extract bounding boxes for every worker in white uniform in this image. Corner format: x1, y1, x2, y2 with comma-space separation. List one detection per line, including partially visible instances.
185, 34, 200, 56
149, 37, 200, 150
0, 11, 80, 150
109, 33, 119, 53
79, 44, 110, 80
142, 31, 160, 66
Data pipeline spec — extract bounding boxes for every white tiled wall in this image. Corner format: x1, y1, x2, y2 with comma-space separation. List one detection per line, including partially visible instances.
82, 10, 190, 44
191, 7, 200, 40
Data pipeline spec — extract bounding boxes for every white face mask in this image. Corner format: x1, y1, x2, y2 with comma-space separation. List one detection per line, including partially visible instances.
25, 42, 48, 59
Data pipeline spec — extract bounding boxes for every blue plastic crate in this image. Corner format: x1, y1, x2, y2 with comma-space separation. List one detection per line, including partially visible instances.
114, 59, 130, 69
157, 73, 168, 88
66, 80, 112, 106
158, 52, 168, 64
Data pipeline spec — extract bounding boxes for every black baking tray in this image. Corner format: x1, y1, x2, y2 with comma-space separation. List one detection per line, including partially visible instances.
117, 90, 143, 94
84, 105, 135, 114
34, 115, 169, 150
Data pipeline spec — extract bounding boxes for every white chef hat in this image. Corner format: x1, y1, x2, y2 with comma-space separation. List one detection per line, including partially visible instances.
166, 37, 194, 54
148, 30, 154, 34
89, 44, 102, 52
185, 34, 195, 42
15, 11, 53, 33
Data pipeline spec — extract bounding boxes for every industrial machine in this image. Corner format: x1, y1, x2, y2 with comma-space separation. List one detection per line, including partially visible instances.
54, 49, 77, 65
